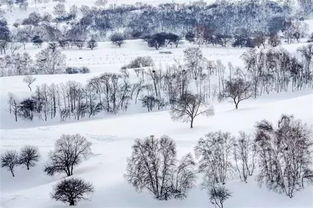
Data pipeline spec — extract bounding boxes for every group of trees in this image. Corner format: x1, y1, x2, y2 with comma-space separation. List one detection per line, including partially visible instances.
7, 44, 313, 126
0, 0, 311, 53
1, 134, 94, 206
1, 145, 39, 177
242, 44, 313, 97
126, 115, 313, 207
2, 116, 312, 206
0, 43, 92, 76
0, 44, 67, 76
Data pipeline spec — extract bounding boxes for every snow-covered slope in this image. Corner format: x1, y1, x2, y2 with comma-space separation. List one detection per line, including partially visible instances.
1, 89, 313, 208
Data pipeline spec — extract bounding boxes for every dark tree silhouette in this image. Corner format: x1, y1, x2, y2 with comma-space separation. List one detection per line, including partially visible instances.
44, 134, 92, 176
19, 145, 39, 170
52, 178, 94, 206
1, 150, 19, 177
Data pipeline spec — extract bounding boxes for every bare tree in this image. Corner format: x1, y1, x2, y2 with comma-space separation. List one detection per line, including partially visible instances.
44, 134, 92, 176
23, 75, 36, 91
52, 178, 94, 206
125, 135, 196, 200
219, 78, 252, 109
195, 131, 233, 185
19, 145, 39, 170
171, 93, 212, 128
1, 150, 19, 177
255, 115, 313, 198
233, 132, 256, 183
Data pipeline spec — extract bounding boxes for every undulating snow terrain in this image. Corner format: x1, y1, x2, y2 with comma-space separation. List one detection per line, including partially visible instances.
1, 0, 313, 208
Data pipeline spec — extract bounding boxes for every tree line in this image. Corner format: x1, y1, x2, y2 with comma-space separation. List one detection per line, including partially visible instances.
8, 45, 313, 126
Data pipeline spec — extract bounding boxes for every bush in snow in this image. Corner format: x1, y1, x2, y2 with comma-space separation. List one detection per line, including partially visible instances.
208, 185, 231, 208
44, 134, 92, 176
126, 135, 196, 200
52, 178, 94, 206
122, 56, 154, 69
87, 39, 97, 50
255, 115, 313, 198
1, 150, 19, 177
65, 67, 90, 74
19, 145, 40, 170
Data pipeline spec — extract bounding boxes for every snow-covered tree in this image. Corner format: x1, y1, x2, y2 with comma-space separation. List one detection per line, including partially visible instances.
35, 47, 66, 74
255, 115, 313, 198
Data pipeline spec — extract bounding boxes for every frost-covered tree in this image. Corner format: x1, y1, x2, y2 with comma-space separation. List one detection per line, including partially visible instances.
19, 146, 39, 170
35, 47, 66, 74
255, 115, 313, 198
110, 33, 125, 47
23, 75, 36, 91
1, 150, 19, 177
52, 178, 94, 206
171, 93, 211, 128
126, 135, 196, 200
233, 132, 256, 183
53, 3, 66, 17
44, 134, 92, 176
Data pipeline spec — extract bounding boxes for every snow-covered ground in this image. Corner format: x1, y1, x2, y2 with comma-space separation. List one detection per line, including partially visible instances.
1, 38, 313, 208
1, 87, 313, 208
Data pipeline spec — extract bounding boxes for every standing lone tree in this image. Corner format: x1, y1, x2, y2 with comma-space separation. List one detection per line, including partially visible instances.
19, 145, 40, 170
110, 33, 125, 47
52, 178, 94, 206
171, 93, 211, 128
23, 75, 36, 91
1, 150, 19, 177
126, 135, 196, 200
219, 78, 252, 109
44, 134, 92, 176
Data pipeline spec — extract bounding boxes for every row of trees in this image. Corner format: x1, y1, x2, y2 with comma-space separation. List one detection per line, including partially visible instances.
0, 44, 66, 76
8, 44, 313, 124
2, 115, 312, 206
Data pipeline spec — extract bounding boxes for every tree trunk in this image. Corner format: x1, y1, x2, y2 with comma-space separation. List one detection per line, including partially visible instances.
190, 117, 194, 128
10, 168, 15, 177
